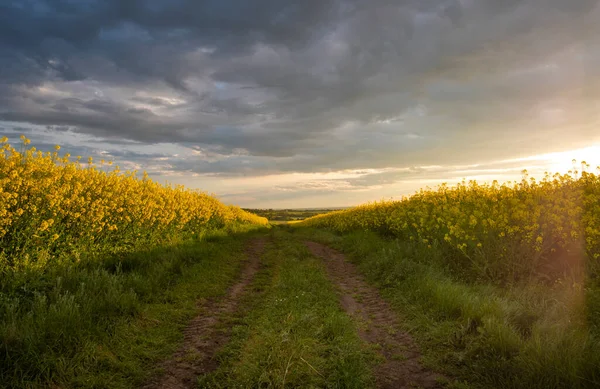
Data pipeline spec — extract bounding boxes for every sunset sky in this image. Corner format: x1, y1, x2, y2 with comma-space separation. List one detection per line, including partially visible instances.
2, 0, 600, 208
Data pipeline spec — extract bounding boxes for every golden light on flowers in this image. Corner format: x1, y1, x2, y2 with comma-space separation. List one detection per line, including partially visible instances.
0, 138, 268, 269
302, 169, 600, 282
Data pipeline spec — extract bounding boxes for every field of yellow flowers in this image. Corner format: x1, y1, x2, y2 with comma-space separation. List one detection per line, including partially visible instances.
0, 137, 267, 272
302, 167, 600, 282
0, 138, 269, 387
298, 168, 600, 388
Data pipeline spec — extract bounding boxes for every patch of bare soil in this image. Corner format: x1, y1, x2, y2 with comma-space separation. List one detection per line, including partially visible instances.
305, 241, 444, 389
142, 237, 267, 389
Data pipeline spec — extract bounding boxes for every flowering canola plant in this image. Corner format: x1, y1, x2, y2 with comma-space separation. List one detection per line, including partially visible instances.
302, 168, 600, 282
0, 137, 268, 270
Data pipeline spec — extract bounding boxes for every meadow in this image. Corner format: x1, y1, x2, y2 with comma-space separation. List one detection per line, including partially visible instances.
1, 138, 599, 388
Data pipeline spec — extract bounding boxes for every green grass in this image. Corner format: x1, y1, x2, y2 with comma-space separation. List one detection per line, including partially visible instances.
292, 227, 600, 389
0, 226, 268, 388
199, 229, 376, 388
6, 222, 597, 388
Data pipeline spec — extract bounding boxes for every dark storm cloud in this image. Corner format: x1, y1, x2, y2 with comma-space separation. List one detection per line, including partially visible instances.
1, 0, 600, 175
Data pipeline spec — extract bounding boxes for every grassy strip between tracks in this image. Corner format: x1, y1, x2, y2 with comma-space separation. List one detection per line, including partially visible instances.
199, 229, 376, 388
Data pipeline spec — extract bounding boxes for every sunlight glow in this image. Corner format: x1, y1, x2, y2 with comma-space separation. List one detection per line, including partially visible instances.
543, 145, 600, 174
501, 145, 600, 175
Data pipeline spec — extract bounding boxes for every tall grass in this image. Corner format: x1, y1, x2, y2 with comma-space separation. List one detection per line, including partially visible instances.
296, 228, 600, 388
0, 228, 265, 387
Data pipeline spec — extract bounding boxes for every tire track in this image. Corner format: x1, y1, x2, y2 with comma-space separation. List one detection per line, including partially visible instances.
306, 241, 444, 389
143, 237, 267, 389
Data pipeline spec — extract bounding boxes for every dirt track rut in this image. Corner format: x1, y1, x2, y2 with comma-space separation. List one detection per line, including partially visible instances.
143, 237, 266, 389
306, 241, 443, 389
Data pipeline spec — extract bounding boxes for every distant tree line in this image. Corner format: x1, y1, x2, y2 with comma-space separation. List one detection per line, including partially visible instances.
243, 208, 336, 221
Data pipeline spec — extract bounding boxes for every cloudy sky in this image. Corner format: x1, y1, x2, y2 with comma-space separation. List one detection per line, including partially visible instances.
2, 0, 600, 208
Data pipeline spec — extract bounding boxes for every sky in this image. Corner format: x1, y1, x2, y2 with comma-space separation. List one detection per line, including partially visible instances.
2, 0, 600, 208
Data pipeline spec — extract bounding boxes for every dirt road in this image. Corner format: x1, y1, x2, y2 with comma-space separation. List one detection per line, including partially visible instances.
306, 241, 443, 389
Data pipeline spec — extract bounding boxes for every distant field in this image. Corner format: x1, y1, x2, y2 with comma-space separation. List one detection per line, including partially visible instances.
243, 208, 342, 223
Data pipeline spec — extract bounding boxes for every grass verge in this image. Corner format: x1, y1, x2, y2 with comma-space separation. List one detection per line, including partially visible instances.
0, 226, 267, 388
292, 227, 600, 389
199, 228, 376, 388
